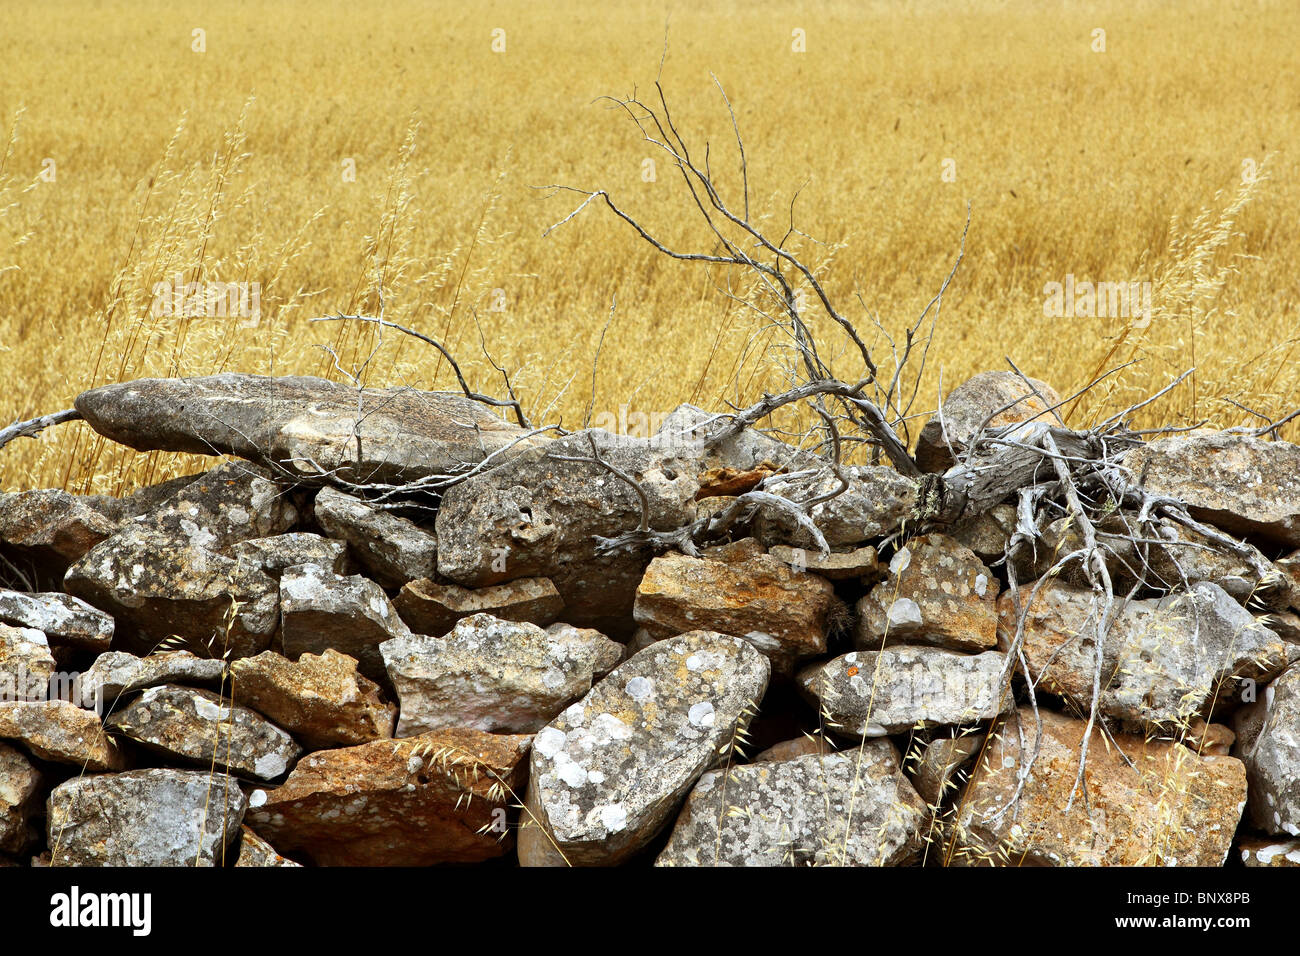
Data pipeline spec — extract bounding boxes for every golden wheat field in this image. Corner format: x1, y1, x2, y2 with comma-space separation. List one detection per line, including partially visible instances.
0, 0, 1297, 494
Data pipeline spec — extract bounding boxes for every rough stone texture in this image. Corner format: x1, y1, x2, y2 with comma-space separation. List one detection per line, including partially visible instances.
798, 647, 1012, 737
245, 728, 530, 866
947, 504, 1018, 565
0, 743, 40, 853
952, 707, 1247, 866
394, 576, 564, 636
519, 631, 771, 866
312, 486, 437, 587
767, 543, 880, 581
47, 768, 246, 866
381, 613, 622, 736
754, 465, 918, 550
1234, 664, 1300, 836
0, 590, 113, 653
1126, 431, 1300, 548
1240, 836, 1300, 867
657, 743, 927, 866
65, 525, 279, 659
754, 734, 834, 763
0, 701, 126, 770
634, 551, 836, 671
1184, 716, 1235, 756
915, 370, 1062, 473
0, 489, 118, 569
0, 624, 54, 702
654, 403, 818, 472
125, 460, 297, 553
231, 532, 349, 578
1144, 519, 1294, 610
79, 651, 226, 709
106, 684, 302, 782
279, 563, 411, 686
74, 373, 535, 486
908, 734, 984, 806
700, 537, 767, 564
1006, 580, 1290, 726
230, 649, 395, 749
436, 429, 705, 635
856, 534, 999, 652
234, 826, 302, 867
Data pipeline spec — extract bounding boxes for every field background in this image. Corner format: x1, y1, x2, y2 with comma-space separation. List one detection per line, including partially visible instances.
1, 0, 1297, 493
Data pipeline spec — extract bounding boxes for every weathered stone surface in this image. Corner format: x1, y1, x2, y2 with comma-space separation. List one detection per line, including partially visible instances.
106, 684, 301, 782
768, 543, 880, 580
381, 613, 621, 736
947, 503, 1018, 565
0, 590, 113, 652
313, 487, 437, 587
65, 525, 279, 659
0, 624, 54, 702
634, 551, 836, 670
1240, 836, 1300, 867
654, 403, 818, 472
0, 701, 126, 770
75, 374, 535, 485
754, 733, 834, 763
0, 489, 118, 567
126, 460, 297, 553
47, 768, 246, 866
230, 649, 395, 749
234, 826, 302, 867
1126, 431, 1300, 547
80, 650, 226, 709
857, 534, 999, 652
952, 708, 1247, 866
393, 576, 564, 636
519, 631, 771, 866
656, 743, 927, 866
798, 647, 1011, 737
1184, 716, 1235, 756
1007, 580, 1290, 726
436, 429, 704, 634
754, 465, 918, 549
0, 743, 40, 853
231, 532, 349, 578
279, 563, 411, 686
908, 733, 983, 806
915, 370, 1061, 473
699, 537, 767, 564
245, 728, 530, 866
1234, 664, 1300, 836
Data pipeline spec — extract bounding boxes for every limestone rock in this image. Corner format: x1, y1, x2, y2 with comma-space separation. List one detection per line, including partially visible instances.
381, 613, 622, 735
230, 649, 395, 749
393, 576, 564, 636
519, 631, 771, 866
907, 733, 984, 806
754, 465, 918, 550
767, 543, 880, 580
0, 590, 113, 653
0, 701, 126, 770
754, 733, 834, 763
915, 370, 1061, 473
952, 707, 1247, 865
0, 624, 54, 702
0, 743, 40, 854
47, 768, 246, 866
312, 486, 437, 587
656, 743, 926, 866
1240, 836, 1300, 867
234, 826, 302, 867
80, 651, 226, 710
0, 489, 118, 570
245, 728, 530, 866
798, 647, 1012, 737
231, 532, 349, 578
1234, 664, 1300, 836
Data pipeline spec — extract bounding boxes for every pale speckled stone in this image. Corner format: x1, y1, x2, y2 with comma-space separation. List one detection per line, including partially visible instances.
0, 590, 114, 652
312, 486, 437, 587
0, 700, 126, 770
231, 532, 349, 578
0, 624, 54, 702
1234, 665, 1300, 836
0, 742, 40, 854
80, 650, 226, 708
234, 826, 301, 867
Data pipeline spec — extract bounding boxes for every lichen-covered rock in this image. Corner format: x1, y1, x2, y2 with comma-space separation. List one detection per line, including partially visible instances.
0, 624, 54, 702
798, 647, 1011, 737
1234, 664, 1300, 836
74, 373, 536, 486
279, 564, 411, 686
952, 708, 1247, 866
312, 487, 437, 587
0, 590, 113, 653
234, 826, 302, 867
65, 525, 279, 659
656, 742, 927, 866
0, 700, 126, 770
518, 630, 770, 866
1007, 580, 1290, 726
230, 649, 395, 749
915, 370, 1061, 473
106, 684, 301, 781
47, 768, 246, 866
856, 534, 999, 652
381, 613, 622, 736
754, 465, 918, 550
633, 551, 836, 671
79, 650, 226, 710
0, 489, 118, 571
947, 504, 1018, 565
1125, 431, 1300, 548
0, 743, 40, 854
1240, 836, 1300, 867
907, 733, 984, 806
393, 576, 564, 635
230, 532, 349, 578
245, 728, 530, 866
767, 543, 880, 580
